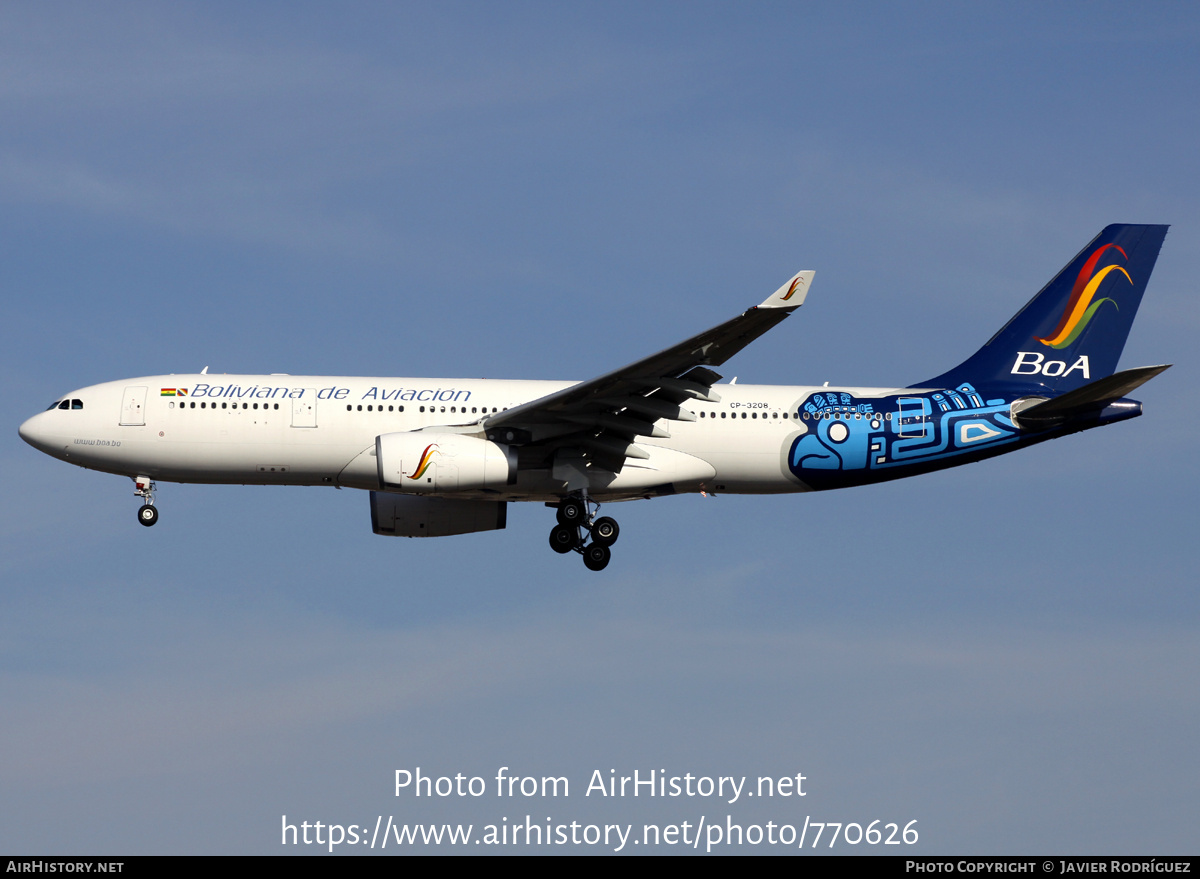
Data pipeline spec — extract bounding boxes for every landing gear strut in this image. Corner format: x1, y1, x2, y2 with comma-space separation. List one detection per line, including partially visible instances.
547, 492, 619, 571
134, 476, 159, 527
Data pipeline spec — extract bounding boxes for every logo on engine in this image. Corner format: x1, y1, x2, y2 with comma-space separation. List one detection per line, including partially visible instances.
406, 444, 440, 480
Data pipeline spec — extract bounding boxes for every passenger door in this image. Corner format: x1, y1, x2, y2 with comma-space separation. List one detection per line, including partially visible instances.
291, 391, 317, 428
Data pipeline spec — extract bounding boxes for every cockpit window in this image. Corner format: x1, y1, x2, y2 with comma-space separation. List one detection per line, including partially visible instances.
46, 400, 61, 410
71, 399, 83, 409
58, 400, 70, 410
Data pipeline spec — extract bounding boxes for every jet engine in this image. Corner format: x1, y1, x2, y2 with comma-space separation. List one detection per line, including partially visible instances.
375, 431, 517, 494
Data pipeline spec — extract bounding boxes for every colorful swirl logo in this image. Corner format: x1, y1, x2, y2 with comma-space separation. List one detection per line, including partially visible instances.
1037, 243, 1132, 349
781, 275, 805, 301
406, 444, 440, 480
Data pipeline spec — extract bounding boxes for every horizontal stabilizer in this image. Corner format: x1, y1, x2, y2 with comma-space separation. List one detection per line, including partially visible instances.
1013, 364, 1170, 428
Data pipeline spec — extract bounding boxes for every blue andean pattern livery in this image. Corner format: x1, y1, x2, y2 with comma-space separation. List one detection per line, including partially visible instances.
791, 385, 1022, 489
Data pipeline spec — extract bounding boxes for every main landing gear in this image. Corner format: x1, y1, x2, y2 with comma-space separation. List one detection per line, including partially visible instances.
547, 493, 620, 572
134, 476, 159, 527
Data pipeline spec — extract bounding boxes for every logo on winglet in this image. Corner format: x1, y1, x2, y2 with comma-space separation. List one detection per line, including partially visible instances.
1037, 243, 1131, 349
781, 276, 806, 301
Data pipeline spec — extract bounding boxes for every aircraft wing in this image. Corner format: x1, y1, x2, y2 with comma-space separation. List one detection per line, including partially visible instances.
480, 270, 813, 473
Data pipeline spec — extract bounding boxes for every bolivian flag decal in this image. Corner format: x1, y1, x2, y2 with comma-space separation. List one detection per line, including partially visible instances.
160, 388, 188, 396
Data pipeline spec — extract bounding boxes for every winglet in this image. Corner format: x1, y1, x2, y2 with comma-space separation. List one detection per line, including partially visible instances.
759, 270, 814, 309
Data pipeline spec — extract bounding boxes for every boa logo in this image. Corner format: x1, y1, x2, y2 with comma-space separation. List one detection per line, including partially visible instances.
1037, 243, 1132, 349
1011, 352, 1090, 379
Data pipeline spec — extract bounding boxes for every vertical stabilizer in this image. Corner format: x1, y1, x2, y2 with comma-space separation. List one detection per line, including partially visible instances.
916, 224, 1168, 393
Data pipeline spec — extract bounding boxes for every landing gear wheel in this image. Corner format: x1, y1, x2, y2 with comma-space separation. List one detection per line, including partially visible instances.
583, 543, 611, 572
137, 504, 159, 527
591, 516, 619, 546
549, 525, 578, 554
557, 500, 586, 526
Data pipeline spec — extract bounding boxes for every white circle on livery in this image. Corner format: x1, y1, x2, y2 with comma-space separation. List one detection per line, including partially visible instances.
828, 422, 849, 443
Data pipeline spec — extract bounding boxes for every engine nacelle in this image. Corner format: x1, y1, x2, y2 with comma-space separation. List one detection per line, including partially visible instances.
376, 431, 517, 494
370, 492, 507, 537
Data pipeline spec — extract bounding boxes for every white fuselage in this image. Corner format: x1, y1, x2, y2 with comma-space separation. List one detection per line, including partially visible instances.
19, 373, 904, 501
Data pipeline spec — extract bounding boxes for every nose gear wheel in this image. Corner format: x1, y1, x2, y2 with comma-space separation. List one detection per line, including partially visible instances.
133, 477, 159, 527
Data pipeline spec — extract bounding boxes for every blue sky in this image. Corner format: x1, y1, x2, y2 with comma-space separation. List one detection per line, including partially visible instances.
1, 2, 1197, 854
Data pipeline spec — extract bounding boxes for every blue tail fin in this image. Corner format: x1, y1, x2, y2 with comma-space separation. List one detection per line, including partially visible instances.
916, 224, 1168, 393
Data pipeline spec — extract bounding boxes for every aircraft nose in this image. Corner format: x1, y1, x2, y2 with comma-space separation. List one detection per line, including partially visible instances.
18, 412, 54, 453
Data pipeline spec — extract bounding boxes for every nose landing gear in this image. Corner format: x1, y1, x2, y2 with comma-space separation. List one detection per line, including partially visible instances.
547, 492, 619, 571
134, 476, 159, 527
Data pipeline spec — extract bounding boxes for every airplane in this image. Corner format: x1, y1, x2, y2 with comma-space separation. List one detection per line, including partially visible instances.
19, 224, 1170, 572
